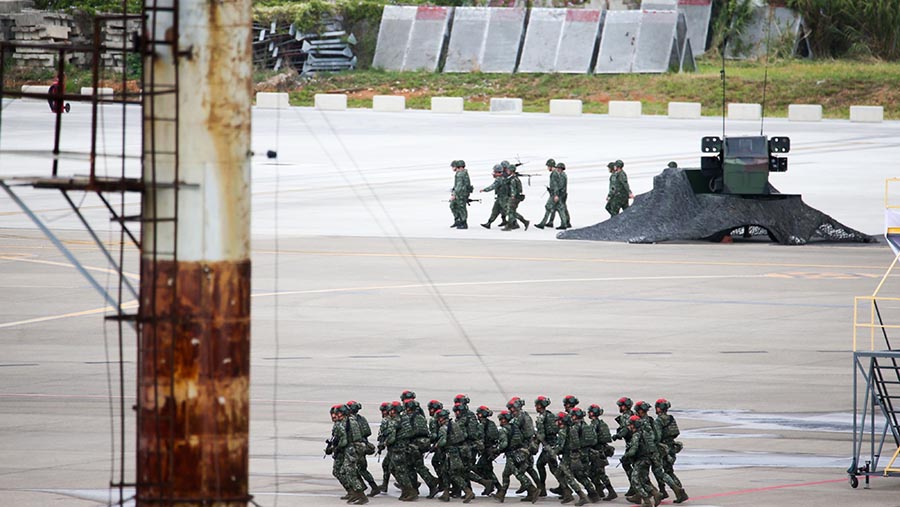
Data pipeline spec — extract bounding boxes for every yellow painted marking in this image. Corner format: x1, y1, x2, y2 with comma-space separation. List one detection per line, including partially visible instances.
888, 228, 900, 235
0, 300, 137, 329
0, 255, 140, 280
254, 249, 887, 271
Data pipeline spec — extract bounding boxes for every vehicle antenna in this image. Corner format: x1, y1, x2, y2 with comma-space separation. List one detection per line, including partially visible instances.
760, 6, 774, 135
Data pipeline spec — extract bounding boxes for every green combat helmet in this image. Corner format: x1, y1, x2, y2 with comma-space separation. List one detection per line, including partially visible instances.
588, 404, 604, 417
615, 160, 624, 168
457, 160, 466, 168
667, 161, 678, 168
492, 164, 502, 173
401, 390, 416, 401
655, 398, 671, 412
500, 160, 511, 171
546, 158, 556, 167
450, 160, 458, 168
607, 161, 616, 170
556, 162, 566, 170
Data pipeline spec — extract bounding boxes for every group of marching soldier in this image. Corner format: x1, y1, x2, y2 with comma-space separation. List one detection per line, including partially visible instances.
450, 158, 636, 231
326, 391, 689, 506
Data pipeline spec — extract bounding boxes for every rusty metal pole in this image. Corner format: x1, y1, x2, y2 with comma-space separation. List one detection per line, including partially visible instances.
138, 0, 252, 504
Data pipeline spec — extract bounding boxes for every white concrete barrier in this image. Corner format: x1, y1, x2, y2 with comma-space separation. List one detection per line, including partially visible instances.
727, 103, 762, 121
668, 101, 701, 119
431, 96, 464, 113
256, 92, 290, 109
490, 97, 522, 114
788, 104, 822, 122
80, 87, 114, 97
20, 84, 49, 99
608, 100, 642, 118
373, 95, 405, 112
549, 99, 582, 116
850, 105, 884, 123
314, 93, 347, 111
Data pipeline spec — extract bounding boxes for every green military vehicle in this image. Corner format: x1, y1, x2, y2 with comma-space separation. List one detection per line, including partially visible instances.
686, 135, 791, 195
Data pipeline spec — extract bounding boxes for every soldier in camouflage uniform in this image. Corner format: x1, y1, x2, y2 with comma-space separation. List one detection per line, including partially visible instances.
480, 164, 509, 229
328, 404, 369, 504
475, 406, 500, 496
450, 160, 474, 229
403, 399, 440, 499
612, 396, 636, 497
535, 159, 560, 229
533, 396, 562, 497
655, 399, 689, 504
621, 415, 655, 507
606, 159, 633, 216
493, 410, 538, 503
562, 394, 579, 414
502, 163, 530, 231
385, 401, 417, 501
555, 162, 571, 229
453, 394, 487, 491
427, 400, 446, 497
553, 411, 590, 506
587, 404, 617, 501
347, 400, 381, 497
634, 400, 686, 504
570, 408, 601, 502
376, 402, 393, 494
434, 408, 476, 502
506, 397, 541, 492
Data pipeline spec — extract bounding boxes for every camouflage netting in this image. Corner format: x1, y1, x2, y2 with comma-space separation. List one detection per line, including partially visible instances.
558, 168, 875, 245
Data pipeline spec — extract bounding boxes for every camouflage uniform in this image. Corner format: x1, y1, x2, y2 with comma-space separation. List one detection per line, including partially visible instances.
570, 414, 600, 501
332, 415, 366, 500
435, 415, 475, 501
655, 400, 688, 503
606, 161, 632, 216
534, 404, 562, 496
613, 403, 635, 495
536, 161, 560, 229
385, 410, 416, 499
638, 410, 681, 499
494, 414, 536, 502
623, 417, 656, 507
553, 415, 590, 506
587, 406, 617, 501
350, 408, 380, 495
475, 408, 500, 494
376, 407, 393, 492
556, 164, 571, 229
502, 170, 529, 230
450, 161, 473, 228
402, 404, 438, 496
457, 406, 485, 485
427, 403, 446, 494
481, 166, 509, 228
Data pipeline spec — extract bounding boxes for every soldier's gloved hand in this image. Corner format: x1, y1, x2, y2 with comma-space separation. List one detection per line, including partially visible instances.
611, 435, 620, 441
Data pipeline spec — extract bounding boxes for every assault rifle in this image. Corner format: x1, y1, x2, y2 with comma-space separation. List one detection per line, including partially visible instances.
324, 437, 335, 458
442, 198, 482, 205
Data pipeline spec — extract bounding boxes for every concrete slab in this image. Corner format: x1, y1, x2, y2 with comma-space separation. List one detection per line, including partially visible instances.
555, 9, 603, 73
594, 10, 641, 74
371, 5, 415, 71
788, 104, 823, 122
1, 103, 900, 506
403, 5, 452, 71
678, 0, 712, 56
517, 8, 566, 73
256, 92, 289, 109
632, 8, 679, 73
431, 96, 465, 113
850, 105, 884, 123
489, 97, 522, 113
314, 93, 348, 111
609, 100, 642, 117
443, 6, 489, 73
668, 101, 701, 119
549, 99, 583, 116
481, 8, 527, 73
372, 95, 405, 112
79, 87, 114, 97
728, 102, 762, 121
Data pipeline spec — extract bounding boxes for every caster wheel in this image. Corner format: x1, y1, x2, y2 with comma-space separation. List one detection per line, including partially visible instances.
64, 103, 71, 113
850, 475, 859, 488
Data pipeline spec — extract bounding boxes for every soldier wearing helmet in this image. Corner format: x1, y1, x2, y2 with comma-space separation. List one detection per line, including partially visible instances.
403, 399, 439, 499
551, 410, 589, 505
501, 162, 530, 231
425, 400, 445, 497
493, 410, 538, 502
569, 408, 602, 502
452, 395, 486, 490
634, 400, 682, 502
346, 400, 382, 496
474, 406, 500, 496
653, 399, 689, 503
606, 159, 633, 217
622, 414, 657, 507
400, 390, 416, 402
562, 395, 580, 413
479, 163, 509, 229
434, 404, 475, 502
535, 159, 560, 230
586, 404, 617, 501
328, 404, 368, 504
507, 397, 541, 492
533, 396, 563, 498
376, 402, 393, 495
613, 397, 636, 497
450, 159, 473, 229
384, 401, 416, 501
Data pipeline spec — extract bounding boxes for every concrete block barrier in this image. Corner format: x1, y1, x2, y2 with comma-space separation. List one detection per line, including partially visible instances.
788, 104, 822, 122
373, 95, 405, 112
850, 105, 884, 123
608, 100, 641, 118
256, 92, 290, 109
431, 96, 464, 113
668, 101, 701, 119
20, 84, 49, 99
315, 93, 348, 111
727, 103, 761, 121
549, 99, 583, 116
80, 87, 114, 97
490, 97, 523, 114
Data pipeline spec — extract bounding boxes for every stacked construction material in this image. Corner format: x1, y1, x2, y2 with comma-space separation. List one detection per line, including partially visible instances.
99, 17, 141, 70
8, 10, 74, 68
252, 22, 356, 74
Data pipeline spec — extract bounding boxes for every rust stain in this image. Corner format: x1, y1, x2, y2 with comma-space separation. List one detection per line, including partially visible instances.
138, 259, 251, 505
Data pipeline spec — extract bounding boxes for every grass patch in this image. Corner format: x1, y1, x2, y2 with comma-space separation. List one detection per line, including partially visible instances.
269, 58, 900, 119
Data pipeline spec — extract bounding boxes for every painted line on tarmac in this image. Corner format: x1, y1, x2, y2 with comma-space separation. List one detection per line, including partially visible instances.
0, 255, 140, 280
256, 249, 886, 271
0, 300, 137, 329
251, 273, 770, 299
690, 477, 848, 501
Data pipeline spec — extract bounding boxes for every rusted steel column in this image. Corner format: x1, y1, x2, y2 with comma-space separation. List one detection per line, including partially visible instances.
138, 0, 252, 504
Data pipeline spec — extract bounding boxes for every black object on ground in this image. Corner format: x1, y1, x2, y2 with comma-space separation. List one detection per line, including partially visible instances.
558, 168, 875, 245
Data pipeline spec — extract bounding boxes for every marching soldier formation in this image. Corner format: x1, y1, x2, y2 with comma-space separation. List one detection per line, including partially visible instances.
326, 392, 689, 506
461, 158, 633, 231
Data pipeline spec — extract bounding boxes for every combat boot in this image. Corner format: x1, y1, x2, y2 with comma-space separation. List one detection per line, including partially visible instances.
526, 485, 539, 504
651, 487, 662, 507
493, 486, 507, 503
589, 491, 601, 502
602, 483, 617, 501
560, 489, 575, 504
481, 223, 491, 229
351, 490, 370, 504
381, 478, 389, 493
659, 487, 668, 500
523, 219, 530, 230
481, 479, 495, 496
625, 494, 640, 504
574, 491, 589, 506
439, 488, 451, 502
340, 492, 351, 500
515, 485, 528, 495
549, 486, 562, 496
556, 224, 568, 230
427, 482, 441, 499
673, 486, 689, 504
640, 497, 653, 507
534, 223, 545, 229
451, 221, 460, 228
458, 221, 468, 229
537, 482, 547, 497
463, 486, 476, 503
366, 484, 381, 497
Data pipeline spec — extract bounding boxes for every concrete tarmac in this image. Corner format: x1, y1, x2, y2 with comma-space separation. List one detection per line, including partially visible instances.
1, 102, 899, 505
